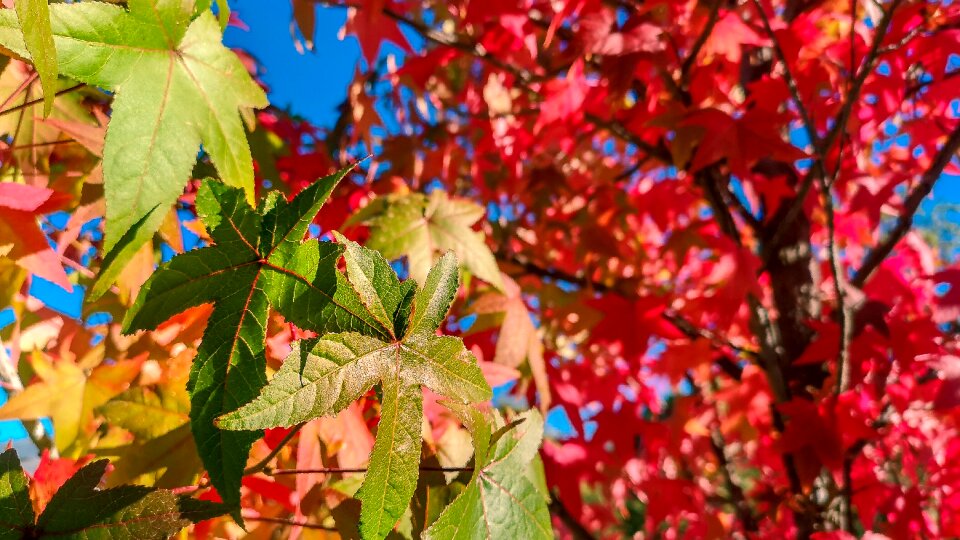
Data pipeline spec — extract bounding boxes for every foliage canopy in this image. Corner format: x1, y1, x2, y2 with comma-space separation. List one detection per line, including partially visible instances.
0, 0, 959, 538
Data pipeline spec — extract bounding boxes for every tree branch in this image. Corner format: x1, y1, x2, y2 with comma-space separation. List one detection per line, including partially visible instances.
680, 2, 721, 82
762, 0, 903, 257
495, 250, 756, 376
852, 122, 960, 287
750, 0, 819, 150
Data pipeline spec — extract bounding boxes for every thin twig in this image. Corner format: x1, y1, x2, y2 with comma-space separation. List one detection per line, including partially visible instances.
0, 72, 37, 114
245, 515, 337, 531
268, 466, 475, 475
243, 422, 306, 476
852, 122, 960, 286
4, 139, 77, 151
680, 2, 721, 82
820, 0, 903, 159
0, 83, 85, 118
750, 0, 819, 149
822, 182, 853, 395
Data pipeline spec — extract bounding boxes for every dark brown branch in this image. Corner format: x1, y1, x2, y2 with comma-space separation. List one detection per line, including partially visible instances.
764, 0, 903, 257
680, 2, 721, 82
852, 122, 960, 287
709, 429, 758, 532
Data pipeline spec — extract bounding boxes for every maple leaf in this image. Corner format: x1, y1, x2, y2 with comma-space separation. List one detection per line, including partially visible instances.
122, 167, 357, 513
218, 243, 491, 540
702, 10, 766, 64
0, 0, 269, 297
578, 7, 663, 56
0, 449, 225, 539
468, 275, 551, 409
96, 383, 202, 489
425, 403, 552, 540
13, 0, 56, 115
0, 350, 142, 451
0, 447, 34, 539
0, 182, 71, 290
348, 189, 505, 290
679, 108, 807, 175
342, 0, 412, 66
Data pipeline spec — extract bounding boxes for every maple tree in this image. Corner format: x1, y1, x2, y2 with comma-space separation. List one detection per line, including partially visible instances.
0, 0, 958, 538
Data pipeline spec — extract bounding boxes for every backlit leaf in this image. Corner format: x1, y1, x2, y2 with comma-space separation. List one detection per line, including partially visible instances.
219, 248, 491, 539
0, 1, 268, 296
122, 168, 353, 512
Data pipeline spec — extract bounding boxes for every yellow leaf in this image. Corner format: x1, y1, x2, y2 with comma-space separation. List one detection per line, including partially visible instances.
0, 352, 141, 451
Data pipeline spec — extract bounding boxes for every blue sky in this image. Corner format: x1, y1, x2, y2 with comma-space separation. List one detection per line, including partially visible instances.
224, 1, 357, 127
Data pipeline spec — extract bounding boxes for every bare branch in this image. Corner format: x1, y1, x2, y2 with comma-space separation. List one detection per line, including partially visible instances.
680, 3, 721, 82
852, 123, 960, 287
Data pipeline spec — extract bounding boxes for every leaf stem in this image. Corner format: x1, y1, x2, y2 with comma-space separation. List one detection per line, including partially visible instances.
244, 515, 337, 531
0, 83, 85, 118
243, 422, 306, 476
268, 466, 474, 475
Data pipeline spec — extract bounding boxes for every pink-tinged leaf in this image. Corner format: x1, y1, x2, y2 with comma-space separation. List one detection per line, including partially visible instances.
0, 184, 71, 213
0, 208, 71, 290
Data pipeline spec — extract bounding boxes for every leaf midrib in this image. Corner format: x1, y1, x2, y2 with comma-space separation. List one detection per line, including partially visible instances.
264, 262, 394, 340
218, 266, 264, 433
399, 337, 486, 395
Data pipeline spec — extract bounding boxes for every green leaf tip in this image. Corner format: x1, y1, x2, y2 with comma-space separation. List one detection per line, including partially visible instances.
425, 408, 551, 540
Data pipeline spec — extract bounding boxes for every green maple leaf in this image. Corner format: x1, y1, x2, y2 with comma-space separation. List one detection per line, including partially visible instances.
13, 0, 56, 116
425, 405, 552, 540
218, 239, 492, 540
0, 449, 224, 539
121, 167, 363, 513
347, 190, 505, 291
0, 0, 269, 297
0, 448, 33, 540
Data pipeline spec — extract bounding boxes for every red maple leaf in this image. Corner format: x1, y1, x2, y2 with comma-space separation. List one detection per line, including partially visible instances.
680, 108, 807, 175
342, 0, 412, 66
0, 183, 72, 290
